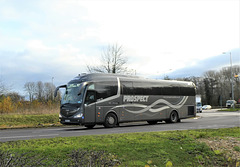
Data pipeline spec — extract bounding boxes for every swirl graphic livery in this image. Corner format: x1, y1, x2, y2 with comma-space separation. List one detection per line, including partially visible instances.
113, 96, 188, 114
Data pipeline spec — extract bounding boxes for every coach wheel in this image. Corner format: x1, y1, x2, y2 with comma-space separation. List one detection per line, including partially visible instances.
104, 113, 117, 128
147, 121, 158, 125
166, 111, 178, 123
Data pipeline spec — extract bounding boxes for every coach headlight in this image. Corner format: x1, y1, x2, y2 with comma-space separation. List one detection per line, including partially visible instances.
59, 113, 62, 118
73, 113, 83, 118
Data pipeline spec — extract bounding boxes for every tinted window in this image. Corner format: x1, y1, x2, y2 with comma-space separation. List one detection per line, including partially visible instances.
121, 82, 133, 95
122, 81, 195, 96
162, 87, 180, 95
122, 82, 163, 95
151, 86, 162, 95
133, 82, 154, 95
180, 87, 195, 96
84, 84, 96, 104
85, 90, 96, 105
95, 82, 118, 100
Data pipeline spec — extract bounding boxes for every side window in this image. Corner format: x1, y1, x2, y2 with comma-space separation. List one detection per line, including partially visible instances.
121, 82, 133, 95
133, 82, 157, 95
95, 82, 118, 100
162, 87, 180, 95
180, 87, 195, 96
133, 82, 144, 95
151, 84, 162, 95
88, 84, 95, 90
85, 84, 96, 105
123, 82, 163, 95
132, 82, 162, 95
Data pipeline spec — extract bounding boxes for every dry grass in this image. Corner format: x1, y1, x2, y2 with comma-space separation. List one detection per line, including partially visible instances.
198, 137, 240, 162
0, 105, 61, 129
15, 108, 59, 115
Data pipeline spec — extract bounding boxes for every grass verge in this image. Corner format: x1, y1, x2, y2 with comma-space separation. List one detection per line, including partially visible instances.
219, 108, 240, 112
0, 114, 61, 129
0, 127, 239, 166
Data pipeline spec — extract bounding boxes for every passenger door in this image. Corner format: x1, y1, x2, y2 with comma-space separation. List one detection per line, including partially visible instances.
83, 89, 97, 124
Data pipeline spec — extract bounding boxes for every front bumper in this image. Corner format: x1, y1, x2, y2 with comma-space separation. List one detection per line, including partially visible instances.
60, 117, 83, 125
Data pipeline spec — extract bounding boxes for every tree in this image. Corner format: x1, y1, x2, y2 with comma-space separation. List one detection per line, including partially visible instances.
24, 81, 58, 103
0, 96, 14, 113
163, 75, 171, 80
203, 71, 219, 105
0, 80, 5, 95
24, 82, 36, 102
0, 79, 10, 95
44, 82, 55, 101
87, 44, 128, 74
6, 92, 24, 103
35, 81, 44, 101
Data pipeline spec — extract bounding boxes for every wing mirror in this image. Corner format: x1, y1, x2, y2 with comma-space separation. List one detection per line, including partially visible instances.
54, 85, 66, 97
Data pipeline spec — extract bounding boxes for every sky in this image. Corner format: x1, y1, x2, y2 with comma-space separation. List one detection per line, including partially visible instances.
0, 0, 239, 96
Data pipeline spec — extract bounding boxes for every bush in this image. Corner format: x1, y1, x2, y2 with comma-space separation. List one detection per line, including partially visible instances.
0, 151, 47, 166
0, 149, 120, 167
0, 96, 14, 114
0, 95, 60, 115
68, 149, 120, 166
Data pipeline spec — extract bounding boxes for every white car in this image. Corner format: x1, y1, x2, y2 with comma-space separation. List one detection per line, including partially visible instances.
202, 105, 212, 110
226, 100, 236, 108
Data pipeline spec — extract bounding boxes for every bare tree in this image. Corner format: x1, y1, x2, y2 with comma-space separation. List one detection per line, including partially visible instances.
6, 92, 24, 103
0, 79, 11, 95
87, 44, 128, 74
0, 80, 6, 95
24, 82, 36, 102
24, 81, 58, 102
43, 82, 55, 101
35, 81, 44, 101
201, 65, 240, 106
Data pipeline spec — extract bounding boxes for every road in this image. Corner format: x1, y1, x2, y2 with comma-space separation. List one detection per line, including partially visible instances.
0, 109, 239, 142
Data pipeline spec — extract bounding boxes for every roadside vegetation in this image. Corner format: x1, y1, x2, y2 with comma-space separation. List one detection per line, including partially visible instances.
0, 83, 61, 129
0, 127, 239, 166
0, 114, 60, 129
219, 108, 240, 112
0, 95, 61, 129
0, 80, 61, 115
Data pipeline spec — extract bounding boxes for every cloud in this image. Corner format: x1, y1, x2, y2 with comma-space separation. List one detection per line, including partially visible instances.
163, 48, 240, 79
0, 0, 239, 96
0, 42, 94, 94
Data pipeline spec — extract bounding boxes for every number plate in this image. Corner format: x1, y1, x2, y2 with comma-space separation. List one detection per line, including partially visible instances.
65, 120, 70, 123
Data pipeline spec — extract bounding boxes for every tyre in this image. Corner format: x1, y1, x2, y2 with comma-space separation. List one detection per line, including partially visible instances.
147, 121, 158, 125
166, 111, 178, 123
103, 113, 117, 128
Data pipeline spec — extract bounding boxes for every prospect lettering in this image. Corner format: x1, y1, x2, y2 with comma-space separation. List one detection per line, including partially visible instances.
123, 95, 149, 103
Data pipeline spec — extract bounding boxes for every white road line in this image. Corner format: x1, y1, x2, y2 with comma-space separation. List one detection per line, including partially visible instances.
0, 134, 59, 139
38, 134, 60, 137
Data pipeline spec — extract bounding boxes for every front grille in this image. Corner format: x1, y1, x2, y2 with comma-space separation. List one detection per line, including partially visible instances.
61, 107, 78, 117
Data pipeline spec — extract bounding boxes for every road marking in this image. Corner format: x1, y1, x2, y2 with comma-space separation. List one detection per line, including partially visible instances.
0, 134, 59, 139
38, 134, 60, 137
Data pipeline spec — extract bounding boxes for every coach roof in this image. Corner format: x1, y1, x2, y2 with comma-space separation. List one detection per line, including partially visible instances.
68, 73, 195, 88
68, 73, 140, 83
